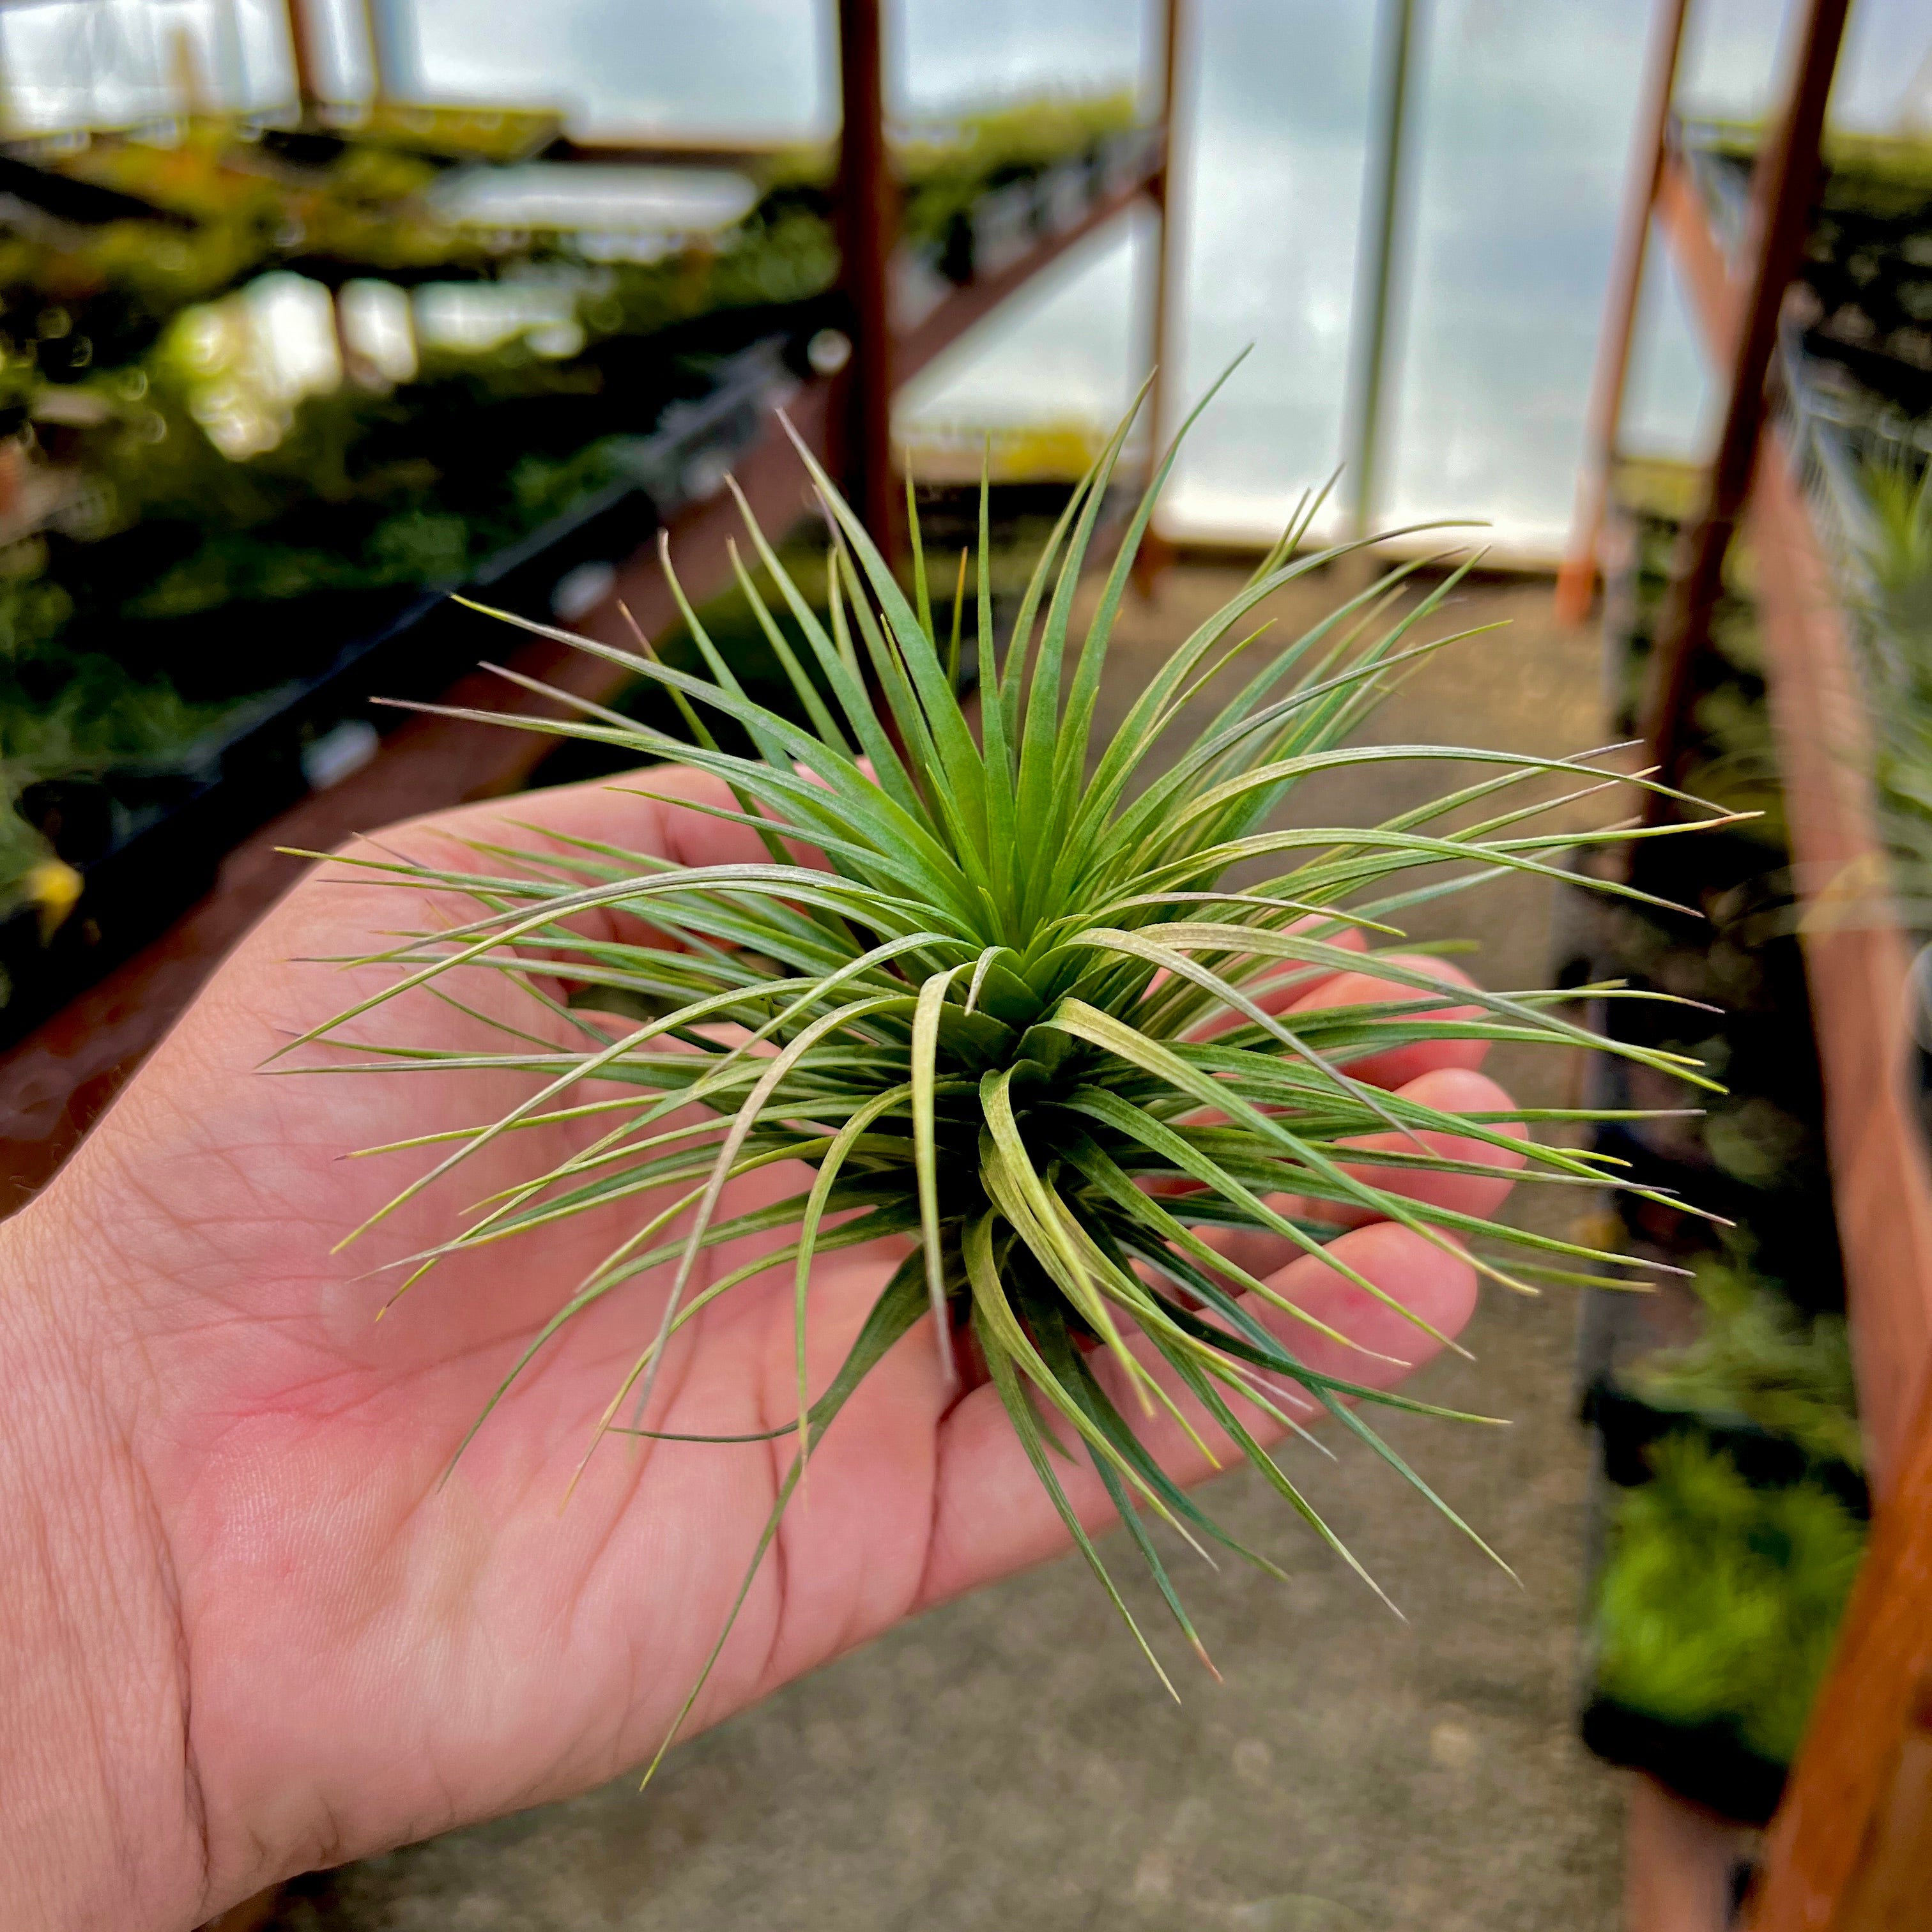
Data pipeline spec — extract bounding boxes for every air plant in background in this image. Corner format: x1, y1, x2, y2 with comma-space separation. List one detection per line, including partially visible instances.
282, 379, 1721, 1767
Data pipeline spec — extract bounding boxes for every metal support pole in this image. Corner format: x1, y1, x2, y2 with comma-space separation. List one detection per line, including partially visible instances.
1552, 0, 1692, 626
1342, 0, 1421, 544
1133, 0, 1186, 592
1644, 0, 1851, 790
836, 0, 896, 558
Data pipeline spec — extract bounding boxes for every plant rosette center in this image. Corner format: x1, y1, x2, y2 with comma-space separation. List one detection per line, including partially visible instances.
283, 371, 1725, 1765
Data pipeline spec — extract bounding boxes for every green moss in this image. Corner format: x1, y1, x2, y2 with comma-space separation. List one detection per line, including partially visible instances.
1630, 1257, 1862, 1470
1595, 1435, 1866, 1765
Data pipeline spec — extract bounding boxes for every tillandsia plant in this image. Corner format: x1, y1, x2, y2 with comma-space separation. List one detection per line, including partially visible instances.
282, 378, 1722, 1769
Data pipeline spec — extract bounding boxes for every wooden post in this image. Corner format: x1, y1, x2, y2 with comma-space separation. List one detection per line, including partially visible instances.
1643, 0, 1850, 788
1133, 0, 1185, 592
1342, 0, 1422, 544
1552, 0, 1692, 626
360, 0, 390, 104
169, 22, 208, 118
284, 0, 323, 114
1745, 1368, 1932, 1928
836, 0, 896, 558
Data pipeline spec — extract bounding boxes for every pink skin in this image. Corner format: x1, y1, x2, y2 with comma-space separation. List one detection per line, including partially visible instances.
1282, 953, 1490, 1092
0, 769, 1518, 1930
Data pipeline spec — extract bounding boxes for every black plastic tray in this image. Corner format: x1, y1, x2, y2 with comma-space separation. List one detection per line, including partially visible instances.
1584, 1379, 1868, 1517
0, 336, 797, 1047
1580, 1695, 1787, 1827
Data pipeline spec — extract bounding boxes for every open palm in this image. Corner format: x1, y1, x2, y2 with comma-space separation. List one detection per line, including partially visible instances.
17, 767, 1515, 1921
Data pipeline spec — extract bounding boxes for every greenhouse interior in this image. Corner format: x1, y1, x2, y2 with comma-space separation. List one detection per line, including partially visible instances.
5, 3, 1932, 1930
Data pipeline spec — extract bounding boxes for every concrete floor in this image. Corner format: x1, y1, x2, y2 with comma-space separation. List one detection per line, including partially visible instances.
269, 564, 1629, 1932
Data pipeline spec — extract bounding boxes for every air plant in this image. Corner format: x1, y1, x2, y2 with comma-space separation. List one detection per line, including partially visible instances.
285, 379, 1718, 1767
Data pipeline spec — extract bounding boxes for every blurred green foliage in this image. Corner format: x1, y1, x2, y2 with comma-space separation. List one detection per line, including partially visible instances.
0, 97, 1135, 917
1595, 1435, 1865, 1766
1630, 1256, 1863, 1471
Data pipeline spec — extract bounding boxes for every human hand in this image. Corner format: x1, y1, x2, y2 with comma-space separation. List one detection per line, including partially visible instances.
0, 767, 1519, 1930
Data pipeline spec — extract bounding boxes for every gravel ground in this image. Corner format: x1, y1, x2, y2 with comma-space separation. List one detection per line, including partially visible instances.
268, 562, 1629, 1932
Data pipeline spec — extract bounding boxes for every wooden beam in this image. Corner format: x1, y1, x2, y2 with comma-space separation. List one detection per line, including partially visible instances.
1746, 429, 1932, 1487
1641, 43, 1932, 1929
1745, 1368, 1932, 1928
836, 0, 896, 556
1649, 118, 1932, 1492
360, 0, 390, 103
897, 170, 1162, 385
1134, 0, 1186, 592
284, 0, 323, 112
1643, 0, 1850, 787
1652, 153, 1743, 348
1553, 0, 1693, 626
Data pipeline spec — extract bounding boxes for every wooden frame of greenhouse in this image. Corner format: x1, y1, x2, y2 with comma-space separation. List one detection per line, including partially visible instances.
1565, 0, 1932, 1922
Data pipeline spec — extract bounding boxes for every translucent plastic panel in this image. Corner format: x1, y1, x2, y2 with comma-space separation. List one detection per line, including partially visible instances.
891, 0, 1149, 117
1621, 243, 1718, 466
1378, 0, 1654, 551
407, 0, 834, 137
896, 210, 1149, 441
1164, 0, 1377, 537
406, 0, 1146, 137
1834, 0, 1932, 130
906, 3, 1376, 539
1676, 0, 1791, 123
0, 0, 294, 130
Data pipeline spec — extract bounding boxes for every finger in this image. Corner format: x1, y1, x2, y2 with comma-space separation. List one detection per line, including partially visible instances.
382, 763, 822, 875
919, 1220, 1476, 1607
1196, 1067, 1525, 1278
1181, 923, 1368, 1043
1287, 953, 1489, 1089
1310, 1066, 1528, 1231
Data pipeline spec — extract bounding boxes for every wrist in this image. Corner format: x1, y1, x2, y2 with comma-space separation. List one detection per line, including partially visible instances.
0, 1199, 208, 1932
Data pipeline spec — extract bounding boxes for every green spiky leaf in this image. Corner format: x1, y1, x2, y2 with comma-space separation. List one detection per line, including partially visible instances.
287, 383, 1727, 1766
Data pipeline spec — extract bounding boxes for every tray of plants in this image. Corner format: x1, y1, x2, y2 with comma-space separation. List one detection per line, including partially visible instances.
1563, 464, 1867, 1826
0, 333, 799, 1045
1580, 1430, 1867, 1827
898, 96, 1147, 287
0, 96, 1156, 1043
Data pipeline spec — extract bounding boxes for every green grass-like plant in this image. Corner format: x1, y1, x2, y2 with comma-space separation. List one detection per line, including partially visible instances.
286, 383, 1722, 1759
1630, 1256, 1862, 1471
1595, 1434, 1865, 1765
